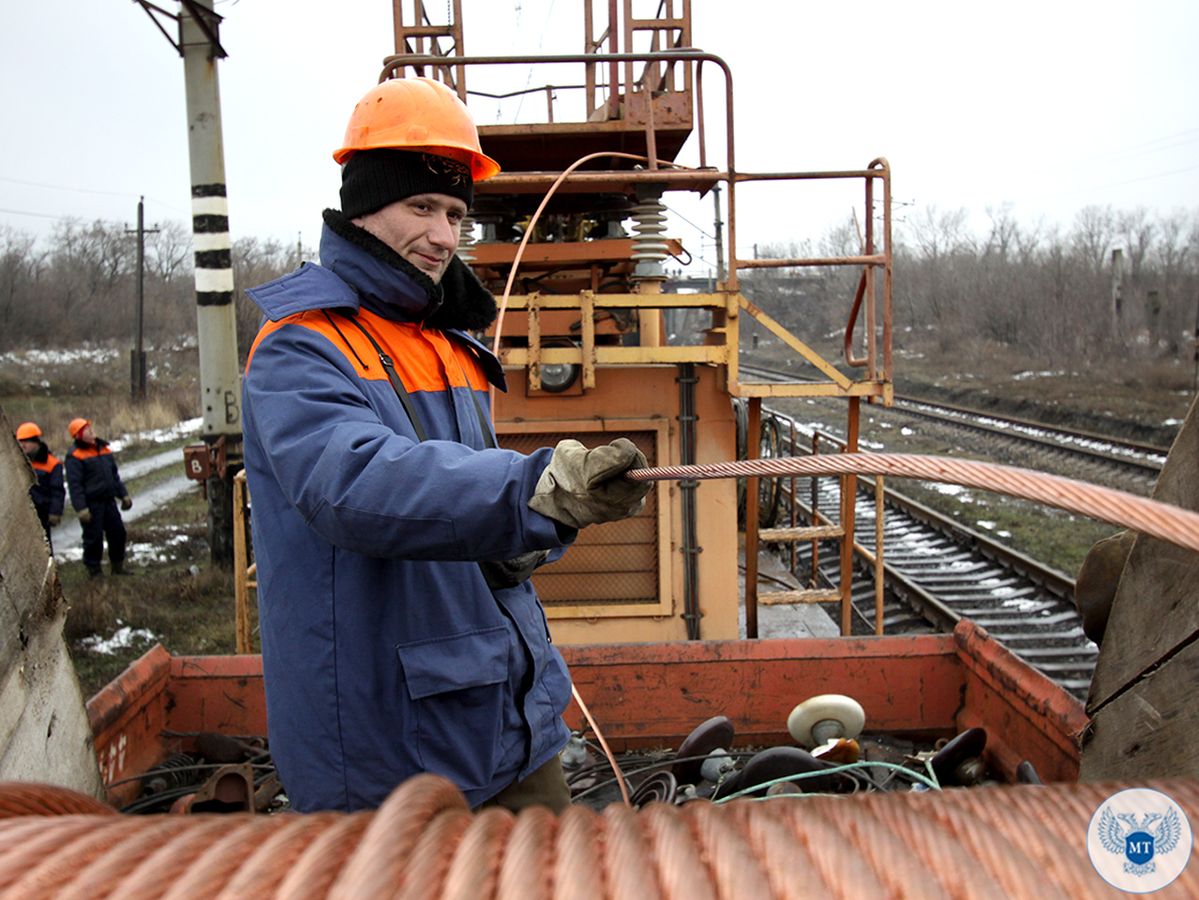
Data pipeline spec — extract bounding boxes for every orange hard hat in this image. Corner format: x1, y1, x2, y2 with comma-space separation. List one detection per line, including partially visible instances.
15, 422, 41, 441
68, 418, 91, 439
332, 77, 500, 182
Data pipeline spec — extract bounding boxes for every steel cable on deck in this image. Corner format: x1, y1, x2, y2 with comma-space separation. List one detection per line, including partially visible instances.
626, 452, 1199, 554
0, 776, 1197, 898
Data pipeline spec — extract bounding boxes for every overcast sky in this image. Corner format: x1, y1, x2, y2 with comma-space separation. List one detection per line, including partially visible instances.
3, 0, 1197, 276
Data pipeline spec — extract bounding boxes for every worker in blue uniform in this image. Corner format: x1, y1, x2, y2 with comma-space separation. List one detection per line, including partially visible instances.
241, 77, 649, 814
16, 420, 65, 550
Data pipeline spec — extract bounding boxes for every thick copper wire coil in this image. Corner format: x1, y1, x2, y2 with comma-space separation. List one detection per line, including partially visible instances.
0, 782, 115, 818
0, 776, 1195, 898
627, 453, 1199, 554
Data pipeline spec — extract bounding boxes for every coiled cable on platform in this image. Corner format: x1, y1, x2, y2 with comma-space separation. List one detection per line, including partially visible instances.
626, 452, 1199, 554
0, 776, 1196, 898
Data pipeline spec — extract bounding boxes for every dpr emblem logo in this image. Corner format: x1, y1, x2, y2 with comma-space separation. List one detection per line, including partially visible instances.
1088, 788, 1192, 892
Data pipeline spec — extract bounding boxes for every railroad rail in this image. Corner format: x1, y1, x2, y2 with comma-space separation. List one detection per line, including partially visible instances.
752, 405, 1100, 698
740, 364, 1168, 487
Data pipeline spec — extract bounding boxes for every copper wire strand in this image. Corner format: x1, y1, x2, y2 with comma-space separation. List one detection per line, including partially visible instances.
686, 800, 775, 898
640, 803, 716, 900
553, 804, 606, 900
600, 803, 663, 900
3, 778, 1199, 898
820, 795, 959, 900
59, 815, 220, 900
730, 801, 847, 900
0, 818, 99, 895
0, 816, 144, 900
571, 683, 631, 806
275, 812, 372, 900
771, 797, 891, 900
161, 815, 279, 899
331, 775, 466, 899
441, 807, 515, 900
399, 807, 473, 899
627, 452, 1199, 555
924, 789, 1073, 899
0, 784, 115, 818
215, 813, 342, 900
497, 804, 557, 900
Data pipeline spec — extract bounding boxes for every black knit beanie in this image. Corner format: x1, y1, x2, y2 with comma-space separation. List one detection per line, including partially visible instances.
340, 149, 474, 218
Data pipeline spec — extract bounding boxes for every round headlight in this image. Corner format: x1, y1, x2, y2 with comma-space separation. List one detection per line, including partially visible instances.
539, 359, 579, 393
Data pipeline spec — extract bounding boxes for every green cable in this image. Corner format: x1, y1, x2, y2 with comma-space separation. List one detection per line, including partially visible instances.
712, 760, 942, 804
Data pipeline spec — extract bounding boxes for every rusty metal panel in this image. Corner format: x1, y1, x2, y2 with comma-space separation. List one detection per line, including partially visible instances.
499, 429, 660, 608
560, 635, 964, 751
953, 620, 1087, 784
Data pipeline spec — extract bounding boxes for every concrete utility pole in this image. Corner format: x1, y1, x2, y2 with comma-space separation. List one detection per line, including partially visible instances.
135, 0, 242, 564
125, 197, 159, 402
1110, 248, 1125, 333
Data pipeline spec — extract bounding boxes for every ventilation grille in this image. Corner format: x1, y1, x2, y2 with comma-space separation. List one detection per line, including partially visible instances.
499, 430, 659, 607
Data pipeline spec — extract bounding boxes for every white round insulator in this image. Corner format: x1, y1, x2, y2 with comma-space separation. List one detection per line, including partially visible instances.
699, 748, 735, 784
787, 694, 866, 747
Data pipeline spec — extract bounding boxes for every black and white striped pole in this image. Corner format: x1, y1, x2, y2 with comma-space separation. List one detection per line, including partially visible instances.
180, 0, 241, 564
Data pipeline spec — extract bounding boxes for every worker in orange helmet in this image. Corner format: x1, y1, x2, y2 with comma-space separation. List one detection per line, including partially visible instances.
65, 418, 133, 577
240, 78, 648, 815
15, 421, 65, 550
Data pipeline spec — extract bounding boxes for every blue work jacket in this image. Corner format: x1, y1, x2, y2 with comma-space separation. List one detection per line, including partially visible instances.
65, 439, 126, 510
242, 222, 574, 811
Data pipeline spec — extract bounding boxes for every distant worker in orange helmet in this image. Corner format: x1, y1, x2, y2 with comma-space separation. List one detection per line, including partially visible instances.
65, 418, 133, 577
15, 421, 66, 550
240, 78, 649, 814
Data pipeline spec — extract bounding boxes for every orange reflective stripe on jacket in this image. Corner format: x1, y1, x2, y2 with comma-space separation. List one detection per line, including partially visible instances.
246, 308, 488, 394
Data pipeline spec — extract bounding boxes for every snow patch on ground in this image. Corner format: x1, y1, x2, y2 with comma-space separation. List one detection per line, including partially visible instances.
927, 483, 975, 505
109, 418, 202, 453
79, 622, 158, 655
1012, 370, 1069, 380
1, 346, 120, 367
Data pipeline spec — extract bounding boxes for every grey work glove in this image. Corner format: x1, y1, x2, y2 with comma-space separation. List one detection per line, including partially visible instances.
120, 495, 133, 511
528, 438, 650, 529
479, 550, 551, 590
77, 508, 93, 526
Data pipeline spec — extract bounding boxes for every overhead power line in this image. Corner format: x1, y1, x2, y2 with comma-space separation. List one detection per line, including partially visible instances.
0, 176, 189, 216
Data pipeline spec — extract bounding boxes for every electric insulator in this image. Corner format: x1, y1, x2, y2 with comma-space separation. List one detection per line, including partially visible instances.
456, 215, 478, 263
630, 195, 669, 279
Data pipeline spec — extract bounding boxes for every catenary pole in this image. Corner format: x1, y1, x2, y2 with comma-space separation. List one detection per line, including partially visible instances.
134, 0, 241, 565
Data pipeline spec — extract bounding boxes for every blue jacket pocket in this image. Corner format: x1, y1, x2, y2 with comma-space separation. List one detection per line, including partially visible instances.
396, 626, 511, 791
397, 627, 509, 698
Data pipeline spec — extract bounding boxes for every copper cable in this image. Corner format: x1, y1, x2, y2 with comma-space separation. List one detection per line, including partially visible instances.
571, 683, 631, 806
600, 802, 662, 900
274, 812, 371, 900
0, 816, 144, 900
553, 804, 605, 900
2, 777, 1198, 899
0, 783, 115, 818
440, 807, 514, 900
60, 815, 219, 900
497, 804, 557, 900
627, 453, 1199, 555
216, 813, 342, 899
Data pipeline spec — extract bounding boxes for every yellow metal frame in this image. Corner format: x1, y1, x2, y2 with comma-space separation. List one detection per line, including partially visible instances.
232, 469, 256, 654
499, 289, 893, 404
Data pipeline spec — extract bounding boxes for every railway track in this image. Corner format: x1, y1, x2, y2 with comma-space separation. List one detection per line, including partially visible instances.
750, 405, 1101, 699
740, 364, 1168, 491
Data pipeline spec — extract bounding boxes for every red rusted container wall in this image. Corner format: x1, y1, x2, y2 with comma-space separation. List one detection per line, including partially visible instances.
87, 620, 1085, 806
